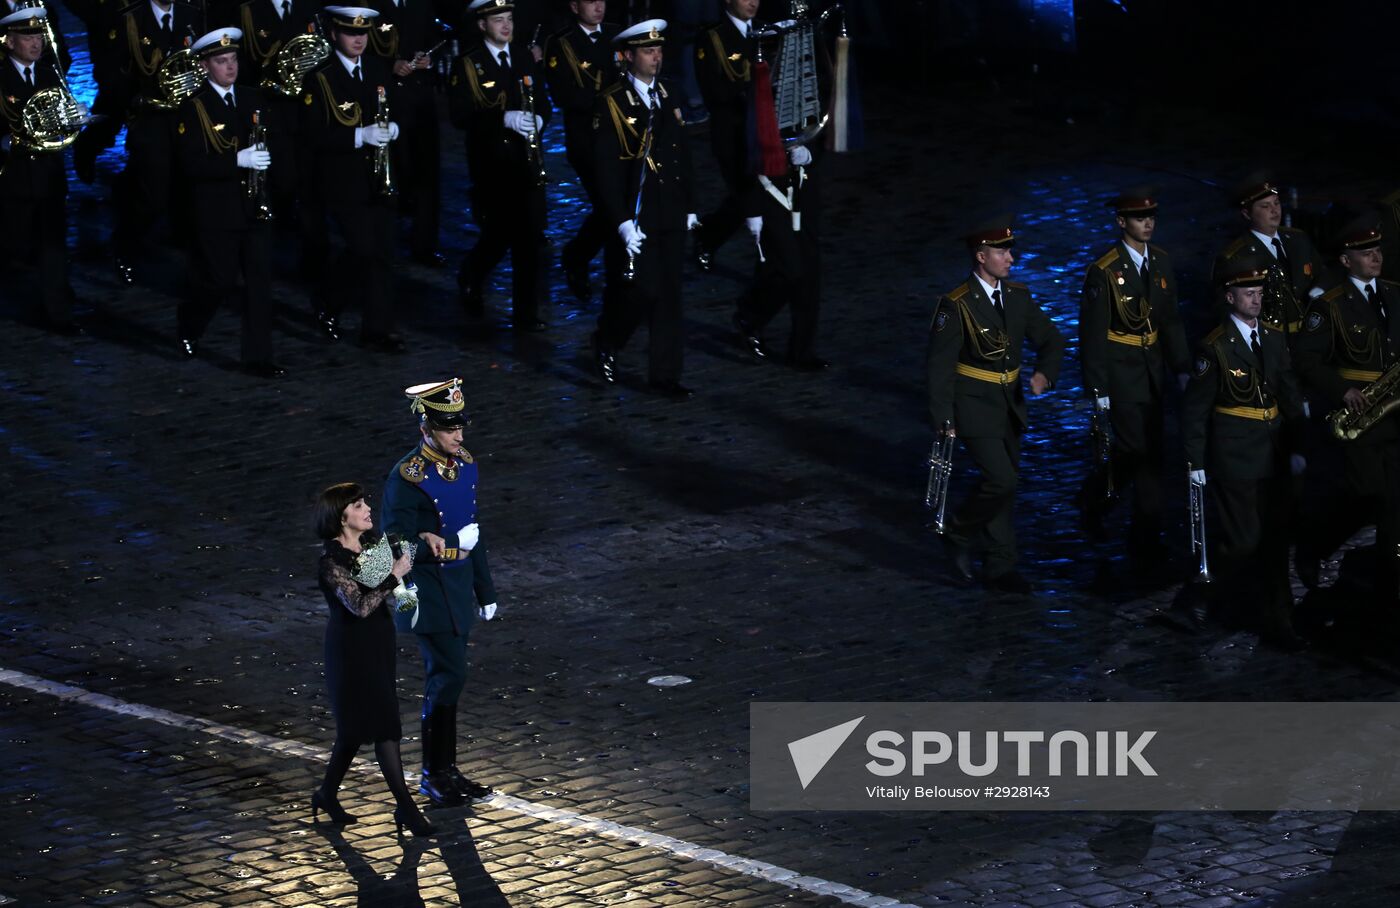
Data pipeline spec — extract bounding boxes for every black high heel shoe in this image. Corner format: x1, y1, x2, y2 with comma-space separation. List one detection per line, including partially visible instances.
394, 805, 439, 838
311, 788, 357, 825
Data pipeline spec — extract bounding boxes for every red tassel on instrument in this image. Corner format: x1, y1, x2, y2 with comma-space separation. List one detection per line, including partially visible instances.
749, 59, 787, 177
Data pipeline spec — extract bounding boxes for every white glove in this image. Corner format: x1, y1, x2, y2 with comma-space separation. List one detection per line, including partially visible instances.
746, 216, 764, 239
76, 102, 91, 120
618, 219, 646, 256
1189, 469, 1206, 487
387, 121, 400, 141
503, 110, 542, 137
788, 144, 812, 166
236, 147, 272, 170
1095, 396, 1110, 411
456, 522, 479, 552
355, 125, 392, 147
478, 602, 497, 621
1290, 454, 1307, 476
686, 213, 700, 231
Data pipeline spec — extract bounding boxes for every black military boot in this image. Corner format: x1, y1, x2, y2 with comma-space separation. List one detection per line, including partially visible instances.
440, 707, 491, 801
418, 703, 462, 806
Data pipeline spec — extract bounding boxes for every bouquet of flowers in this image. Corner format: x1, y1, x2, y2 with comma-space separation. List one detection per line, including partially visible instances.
352, 533, 419, 614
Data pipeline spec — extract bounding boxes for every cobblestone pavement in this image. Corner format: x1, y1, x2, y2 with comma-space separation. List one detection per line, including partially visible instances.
3, 33, 1400, 908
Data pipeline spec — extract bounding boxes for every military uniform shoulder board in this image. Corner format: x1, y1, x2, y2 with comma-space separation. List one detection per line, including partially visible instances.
1319, 284, 1346, 302
1304, 310, 1325, 332
459, 448, 475, 464
946, 283, 970, 302
1004, 280, 1028, 291
1202, 325, 1226, 344
1222, 234, 1251, 257
1279, 226, 1305, 237
1379, 277, 1400, 291
1094, 246, 1120, 270
1148, 242, 1170, 260
399, 454, 427, 483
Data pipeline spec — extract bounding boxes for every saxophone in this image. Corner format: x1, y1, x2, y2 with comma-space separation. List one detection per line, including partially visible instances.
373, 85, 395, 196
247, 109, 273, 221
1326, 361, 1400, 441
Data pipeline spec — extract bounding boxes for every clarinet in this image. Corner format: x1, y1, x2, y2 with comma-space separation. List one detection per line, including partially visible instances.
247, 109, 274, 221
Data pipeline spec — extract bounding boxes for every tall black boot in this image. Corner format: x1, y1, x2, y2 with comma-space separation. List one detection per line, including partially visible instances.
418, 701, 462, 806
440, 705, 491, 801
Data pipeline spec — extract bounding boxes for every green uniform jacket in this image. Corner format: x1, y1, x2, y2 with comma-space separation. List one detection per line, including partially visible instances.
926, 277, 1065, 437
1293, 279, 1400, 444
383, 443, 497, 636
1181, 319, 1306, 480
1211, 227, 1323, 333
1079, 242, 1190, 402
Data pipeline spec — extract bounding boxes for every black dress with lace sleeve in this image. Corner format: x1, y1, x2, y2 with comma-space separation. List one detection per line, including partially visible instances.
317, 539, 403, 745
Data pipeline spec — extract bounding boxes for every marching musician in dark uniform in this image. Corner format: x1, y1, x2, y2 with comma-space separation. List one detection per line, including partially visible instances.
107, 0, 199, 284
1293, 216, 1400, 600
590, 19, 700, 398
1181, 255, 1309, 648
1212, 176, 1325, 343
299, 5, 404, 352
383, 379, 499, 807
926, 217, 1065, 594
1076, 188, 1191, 555
173, 27, 284, 376
0, 4, 82, 334
542, 0, 619, 301
692, 0, 758, 270
227, 0, 319, 222
368, 0, 444, 265
448, 0, 551, 331
732, 139, 828, 371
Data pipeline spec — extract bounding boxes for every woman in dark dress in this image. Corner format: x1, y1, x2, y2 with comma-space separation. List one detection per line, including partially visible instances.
313, 482, 436, 837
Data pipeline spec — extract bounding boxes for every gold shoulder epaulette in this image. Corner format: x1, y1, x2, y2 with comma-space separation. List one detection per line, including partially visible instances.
1279, 225, 1306, 237
1379, 278, 1400, 291
399, 454, 427, 483
1148, 242, 1170, 259
946, 283, 970, 302
1202, 325, 1225, 344
1222, 234, 1251, 258
459, 448, 475, 464
1319, 284, 1345, 302
1004, 280, 1028, 291
1094, 246, 1119, 270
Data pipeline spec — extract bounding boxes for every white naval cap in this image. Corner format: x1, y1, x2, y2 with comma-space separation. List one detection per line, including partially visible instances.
0, 5, 48, 30
323, 5, 379, 29
614, 18, 667, 46
467, 0, 514, 15
191, 27, 243, 57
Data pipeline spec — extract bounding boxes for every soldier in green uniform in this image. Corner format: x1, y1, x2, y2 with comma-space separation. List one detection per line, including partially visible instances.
1181, 255, 1309, 648
1211, 175, 1325, 342
1292, 216, 1400, 600
926, 216, 1065, 594
1076, 188, 1191, 555
383, 379, 499, 806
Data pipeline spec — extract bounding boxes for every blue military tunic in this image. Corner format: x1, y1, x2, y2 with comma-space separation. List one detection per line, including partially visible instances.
383, 442, 498, 636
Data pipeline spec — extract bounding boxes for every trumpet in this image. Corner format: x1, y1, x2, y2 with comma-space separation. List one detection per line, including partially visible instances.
1187, 464, 1211, 584
519, 74, 546, 187
247, 109, 273, 221
924, 419, 954, 534
1088, 389, 1115, 502
373, 85, 395, 197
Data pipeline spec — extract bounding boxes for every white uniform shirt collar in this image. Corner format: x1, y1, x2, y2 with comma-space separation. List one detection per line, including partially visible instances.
9, 55, 33, 80
335, 49, 361, 76
628, 72, 657, 97
726, 10, 753, 37
1350, 275, 1378, 297
485, 39, 509, 66
1121, 240, 1148, 271
207, 79, 235, 103
1230, 313, 1261, 346
578, 23, 601, 38
1252, 228, 1283, 256
973, 272, 1002, 303
151, 0, 174, 24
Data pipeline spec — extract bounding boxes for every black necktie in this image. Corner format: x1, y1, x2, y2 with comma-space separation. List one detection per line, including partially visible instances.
280, 0, 289, 16
223, 91, 236, 110
1139, 259, 1150, 296
745, 22, 753, 38
992, 287, 1004, 313
1250, 328, 1265, 379
352, 63, 361, 81
1271, 236, 1291, 274
498, 50, 509, 70
161, 11, 172, 38
22, 66, 32, 86
647, 85, 658, 110
1366, 283, 1389, 329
